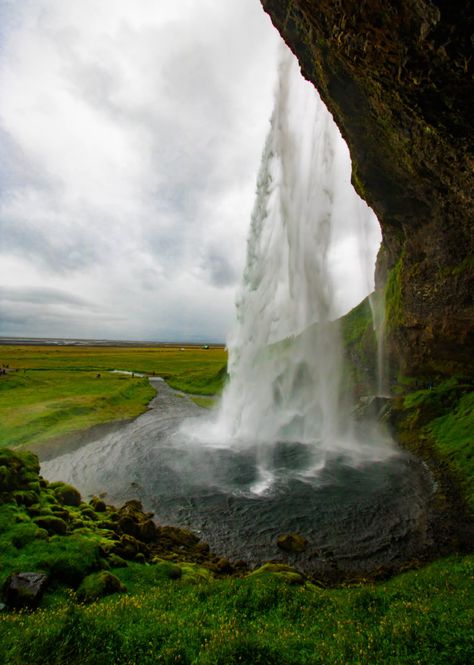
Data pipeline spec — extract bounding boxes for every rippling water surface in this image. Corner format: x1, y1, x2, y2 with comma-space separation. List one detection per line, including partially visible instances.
41, 381, 434, 576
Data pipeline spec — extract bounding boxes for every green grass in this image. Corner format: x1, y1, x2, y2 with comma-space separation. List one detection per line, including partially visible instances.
0, 555, 472, 664
0, 345, 227, 450
0, 370, 154, 448
399, 378, 474, 511
190, 396, 218, 409
430, 392, 474, 510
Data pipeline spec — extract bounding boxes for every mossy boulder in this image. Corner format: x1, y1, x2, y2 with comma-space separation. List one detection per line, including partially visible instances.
277, 533, 309, 554
158, 525, 199, 548
50, 482, 81, 507
11, 523, 48, 548
13, 489, 39, 507
139, 519, 157, 543
33, 515, 68, 535
90, 496, 107, 512
49, 505, 71, 521
76, 571, 127, 603
113, 534, 145, 560
107, 554, 128, 568
249, 563, 305, 585
79, 504, 98, 521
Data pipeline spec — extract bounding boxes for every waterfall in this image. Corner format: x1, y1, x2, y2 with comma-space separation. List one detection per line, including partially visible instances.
369, 290, 390, 397
184, 47, 393, 490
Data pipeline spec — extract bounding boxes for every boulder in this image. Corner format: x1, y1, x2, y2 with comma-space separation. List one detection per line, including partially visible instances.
139, 519, 157, 543
51, 482, 81, 507
113, 534, 146, 560
76, 571, 126, 603
249, 563, 305, 585
33, 515, 68, 535
277, 533, 309, 554
90, 496, 107, 512
4, 572, 48, 609
118, 514, 141, 539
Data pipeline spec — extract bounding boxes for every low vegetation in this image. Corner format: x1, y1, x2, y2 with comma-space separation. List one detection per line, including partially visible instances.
1, 554, 472, 664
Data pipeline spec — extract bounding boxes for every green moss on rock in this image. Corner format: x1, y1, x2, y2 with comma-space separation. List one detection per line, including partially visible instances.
249, 563, 305, 585
77, 571, 127, 603
51, 482, 82, 507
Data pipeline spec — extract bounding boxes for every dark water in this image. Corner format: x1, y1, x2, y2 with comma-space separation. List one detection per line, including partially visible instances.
41, 380, 434, 576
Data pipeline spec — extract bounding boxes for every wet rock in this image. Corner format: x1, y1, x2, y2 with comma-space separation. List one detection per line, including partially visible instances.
277, 533, 309, 553
77, 571, 126, 603
159, 525, 199, 548
353, 395, 392, 421
196, 542, 210, 555
118, 514, 141, 539
120, 499, 143, 513
113, 534, 145, 560
214, 557, 234, 574
4, 572, 49, 609
140, 519, 157, 543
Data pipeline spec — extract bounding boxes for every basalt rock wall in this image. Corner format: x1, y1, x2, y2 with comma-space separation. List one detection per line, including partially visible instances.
261, 0, 473, 381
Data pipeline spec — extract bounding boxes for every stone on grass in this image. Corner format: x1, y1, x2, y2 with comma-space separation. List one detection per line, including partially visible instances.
4, 572, 49, 609
76, 571, 126, 603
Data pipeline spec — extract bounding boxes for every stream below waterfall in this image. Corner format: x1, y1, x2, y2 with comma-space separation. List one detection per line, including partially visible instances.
40, 379, 435, 577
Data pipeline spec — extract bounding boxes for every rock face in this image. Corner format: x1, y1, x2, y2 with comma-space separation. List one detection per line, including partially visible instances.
261, 0, 473, 380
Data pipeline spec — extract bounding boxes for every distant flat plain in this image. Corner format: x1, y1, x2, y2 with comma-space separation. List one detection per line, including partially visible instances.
0, 343, 227, 451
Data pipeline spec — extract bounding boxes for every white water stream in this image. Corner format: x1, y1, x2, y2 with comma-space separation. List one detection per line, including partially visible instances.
184, 48, 393, 489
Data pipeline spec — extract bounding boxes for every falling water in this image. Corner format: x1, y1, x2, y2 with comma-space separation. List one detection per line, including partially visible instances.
42, 49, 435, 572
369, 289, 390, 397
186, 49, 393, 489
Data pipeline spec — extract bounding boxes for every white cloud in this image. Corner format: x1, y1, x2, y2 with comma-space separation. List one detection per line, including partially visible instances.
0, 0, 279, 341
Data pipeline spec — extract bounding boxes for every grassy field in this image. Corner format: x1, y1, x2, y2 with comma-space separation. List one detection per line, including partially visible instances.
0, 555, 472, 664
0, 345, 227, 450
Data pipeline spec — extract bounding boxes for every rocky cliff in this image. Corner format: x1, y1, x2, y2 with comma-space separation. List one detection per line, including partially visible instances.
261, 0, 473, 381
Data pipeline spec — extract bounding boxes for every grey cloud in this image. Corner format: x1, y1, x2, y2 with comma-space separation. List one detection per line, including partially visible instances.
204, 251, 237, 288
0, 0, 278, 341
0, 216, 100, 273
0, 285, 95, 308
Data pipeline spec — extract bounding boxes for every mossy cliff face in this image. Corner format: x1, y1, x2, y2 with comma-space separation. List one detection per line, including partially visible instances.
261, 0, 473, 379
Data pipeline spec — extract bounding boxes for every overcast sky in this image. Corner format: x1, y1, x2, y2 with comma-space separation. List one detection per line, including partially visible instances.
0, 0, 280, 342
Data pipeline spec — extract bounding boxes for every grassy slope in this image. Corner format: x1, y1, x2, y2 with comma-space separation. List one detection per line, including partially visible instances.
0, 346, 227, 450
399, 379, 474, 511
0, 556, 472, 664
